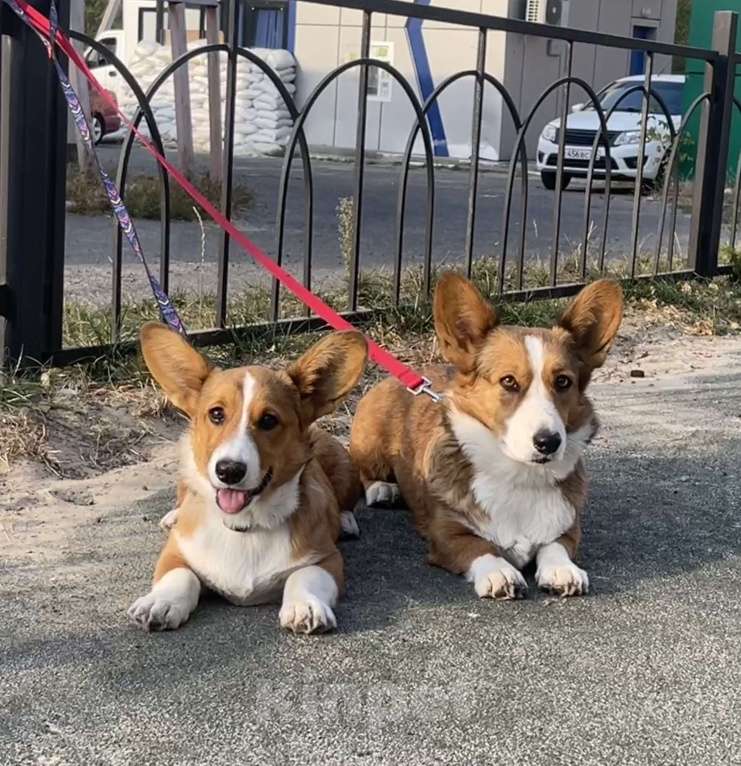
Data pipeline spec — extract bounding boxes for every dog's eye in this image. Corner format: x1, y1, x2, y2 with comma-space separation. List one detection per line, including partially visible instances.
208, 407, 225, 425
555, 375, 572, 390
257, 412, 279, 431
500, 375, 520, 392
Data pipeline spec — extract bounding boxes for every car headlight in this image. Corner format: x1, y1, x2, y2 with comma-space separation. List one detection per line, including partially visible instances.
614, 130, 641, 146
542, 124, 557, 143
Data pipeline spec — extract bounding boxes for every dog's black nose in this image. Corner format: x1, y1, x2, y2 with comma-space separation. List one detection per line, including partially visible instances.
533, 430, 562, 456
215, 459, 247, 485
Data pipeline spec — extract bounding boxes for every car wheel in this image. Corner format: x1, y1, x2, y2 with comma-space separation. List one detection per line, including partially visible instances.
644, 154, 671, 195
541, 171, 572, 191
92, 114, 104, 144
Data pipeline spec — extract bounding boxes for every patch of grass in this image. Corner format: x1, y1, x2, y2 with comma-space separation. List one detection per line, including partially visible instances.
66, 171, 252, 221
14, 208, 741, 478
61, 249, 741, 362
721, 245, 741, 283
0, 408, 50, 474
5, 267, 741, 475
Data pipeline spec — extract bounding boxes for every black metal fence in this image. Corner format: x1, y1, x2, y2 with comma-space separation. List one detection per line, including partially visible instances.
0, 0, 739, 367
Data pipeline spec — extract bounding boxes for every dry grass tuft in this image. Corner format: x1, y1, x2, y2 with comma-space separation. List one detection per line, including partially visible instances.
66, 170, 252, 221
0, 410, 51, 474
6, 248, 741, 476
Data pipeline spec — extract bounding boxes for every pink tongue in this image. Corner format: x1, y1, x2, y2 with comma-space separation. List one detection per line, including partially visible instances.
216, 489, 251, 514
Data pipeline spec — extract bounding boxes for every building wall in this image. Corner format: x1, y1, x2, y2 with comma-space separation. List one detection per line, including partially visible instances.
120, 1, 206, 63
293, 0, 510, 159
501, 0, 678, 158
292, 0, 678, 160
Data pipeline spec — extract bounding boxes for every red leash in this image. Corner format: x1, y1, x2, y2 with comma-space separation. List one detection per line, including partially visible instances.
14, 0, 440, 399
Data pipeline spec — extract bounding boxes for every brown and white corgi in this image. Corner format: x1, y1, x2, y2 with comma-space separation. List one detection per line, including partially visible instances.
350, 274, 623, 600
129, 324, 367, 634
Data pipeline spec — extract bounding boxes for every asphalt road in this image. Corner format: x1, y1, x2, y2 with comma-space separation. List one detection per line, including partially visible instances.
64, 144, 691, 275
2, 364, 740, 764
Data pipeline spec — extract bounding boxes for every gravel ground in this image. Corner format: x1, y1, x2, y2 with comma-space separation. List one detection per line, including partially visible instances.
1, 333, 740, 765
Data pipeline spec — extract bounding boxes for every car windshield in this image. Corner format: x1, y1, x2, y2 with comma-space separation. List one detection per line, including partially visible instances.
588, 81, 684, 117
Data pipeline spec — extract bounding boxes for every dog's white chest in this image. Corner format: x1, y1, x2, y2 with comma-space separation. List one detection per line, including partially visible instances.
175, 519, 305, 605
449, 407, 576, 568
469, 474, 575, 567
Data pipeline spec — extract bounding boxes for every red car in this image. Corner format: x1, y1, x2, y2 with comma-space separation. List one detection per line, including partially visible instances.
89, 86, 121, 144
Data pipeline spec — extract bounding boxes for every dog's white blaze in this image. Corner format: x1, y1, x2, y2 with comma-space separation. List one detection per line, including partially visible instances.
183, 433, 304, 531
449, 404, 579, 568
207, 371, 262, 490
502, 335, 566, 464
175, 510, 313, 605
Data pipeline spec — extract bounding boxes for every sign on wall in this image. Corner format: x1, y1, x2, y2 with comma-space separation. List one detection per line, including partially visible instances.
368, 41, 394, 102
344, 40, 394, 103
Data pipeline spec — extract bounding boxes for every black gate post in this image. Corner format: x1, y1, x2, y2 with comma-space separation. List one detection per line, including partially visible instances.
0, 0, 68, 368
688, 11, 737, 278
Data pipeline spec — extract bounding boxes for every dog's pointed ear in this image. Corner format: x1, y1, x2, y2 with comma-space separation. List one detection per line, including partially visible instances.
433, 273, 498, 373
288, 331, 368, 423
558, 280, 623, 384
139, 322, 211, 416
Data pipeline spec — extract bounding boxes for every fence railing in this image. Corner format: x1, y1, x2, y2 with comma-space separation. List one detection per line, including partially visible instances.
0, 0, 739, 367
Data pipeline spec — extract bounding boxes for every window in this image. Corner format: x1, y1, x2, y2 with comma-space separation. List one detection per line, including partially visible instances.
630, 26, 657, 76
367, 42, 394, 103
86, 37, 117, 68
139, 9, 158, 43
239, 1, 289, 49
595, 81, 685, 117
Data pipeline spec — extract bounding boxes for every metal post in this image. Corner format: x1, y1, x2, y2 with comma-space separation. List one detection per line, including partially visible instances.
348, 11, 372, 312
688, 11, 737, 277
551, 41, 573, 286
464, 28, 487, 279
169, 0, 195, 179
205, 5, 222, 184
69, 0, 93, 177
629, 51, 653, 277
216, 0, 238, 328
0, 0, 67, 367
155, 0, 166, 45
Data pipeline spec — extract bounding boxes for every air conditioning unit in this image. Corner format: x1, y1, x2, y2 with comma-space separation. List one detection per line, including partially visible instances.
526, 0, 568, 26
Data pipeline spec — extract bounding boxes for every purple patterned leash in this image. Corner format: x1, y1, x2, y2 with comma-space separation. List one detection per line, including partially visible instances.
6, 0, 186, 335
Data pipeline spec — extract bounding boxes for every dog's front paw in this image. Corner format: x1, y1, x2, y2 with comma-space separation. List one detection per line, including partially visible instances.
339, 510, 360, 540
159, 508, 179, 531
469, 555, 527, 600
128, 592, 192, 632
536, 562, 589, 597
279, 597, 337, 635
364, 481, 400, 508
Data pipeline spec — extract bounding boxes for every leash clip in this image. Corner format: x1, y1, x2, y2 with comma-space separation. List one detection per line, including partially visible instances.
407, 377, 443, 403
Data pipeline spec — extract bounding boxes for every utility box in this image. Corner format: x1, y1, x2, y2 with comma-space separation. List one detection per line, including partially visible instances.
683, 0, 741, 181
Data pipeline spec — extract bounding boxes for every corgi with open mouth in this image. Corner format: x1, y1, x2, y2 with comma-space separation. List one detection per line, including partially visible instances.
129, 325, 367, 634
350, 274, 622, 600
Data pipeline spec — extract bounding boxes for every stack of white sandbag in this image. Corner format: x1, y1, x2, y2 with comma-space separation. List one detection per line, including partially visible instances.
245, 47, 296, 155
118, 40, 297, 157
119, 41, 178, 145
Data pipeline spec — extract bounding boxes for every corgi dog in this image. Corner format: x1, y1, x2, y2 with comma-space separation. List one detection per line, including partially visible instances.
129, 324, 367, 634
350, 274, 623, 600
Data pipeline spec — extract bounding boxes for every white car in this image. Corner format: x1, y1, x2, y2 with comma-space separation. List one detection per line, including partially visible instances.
536, 74, 684, 190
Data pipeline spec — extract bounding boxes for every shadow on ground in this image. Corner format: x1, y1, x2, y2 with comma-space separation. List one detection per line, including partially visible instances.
1, 373, 740, 764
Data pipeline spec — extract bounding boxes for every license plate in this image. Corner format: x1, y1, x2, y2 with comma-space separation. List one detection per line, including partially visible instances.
565, 147, 593, 161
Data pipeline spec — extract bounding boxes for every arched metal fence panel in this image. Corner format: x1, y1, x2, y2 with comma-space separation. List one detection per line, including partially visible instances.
0, 0, 738, 366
